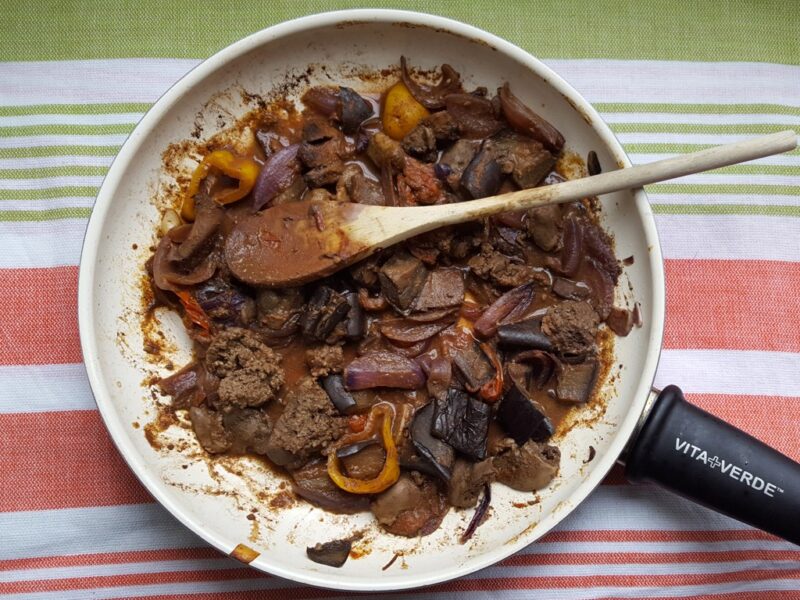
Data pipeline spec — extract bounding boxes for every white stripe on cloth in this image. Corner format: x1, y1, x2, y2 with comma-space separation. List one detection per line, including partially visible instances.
655, 214, 800, 262
543, 60, 800, 106
4, 131, 781, 150
0, 364, 94, 413
2, 111, 798, 129
0, 503, 206, 561
0, 487, 762, 561
1, 59, 798, 107
616, 132, 800, 145
0, 176, 105, 190
4, 576, 800, 600
0, 156, 114, 169
0, 114, 143, 127
650, 192, 800, 206
0, 151, 792, 171
0, 134, 127, 148
5, 348, 800, 415
659, 173, 800, 187
0, 60, 199, 105
2, 212, 797, 270
0, 558, 242, 583
630, 153, 800, 167
0, 219, 87, 269
1, 165, 797, 194
0, 196, 95, 211
601, 112, 800, 125
655, 350, 800, 397
2, 556, 798, 584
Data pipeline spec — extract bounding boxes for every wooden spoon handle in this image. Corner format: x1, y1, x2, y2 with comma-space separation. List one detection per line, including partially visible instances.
413, 129, 798, 228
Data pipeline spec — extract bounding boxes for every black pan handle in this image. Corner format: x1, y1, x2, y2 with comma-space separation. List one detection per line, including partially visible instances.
623, 385, 800, 545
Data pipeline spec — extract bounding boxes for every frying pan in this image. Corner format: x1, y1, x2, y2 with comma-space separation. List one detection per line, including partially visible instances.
77, 9, 800, 591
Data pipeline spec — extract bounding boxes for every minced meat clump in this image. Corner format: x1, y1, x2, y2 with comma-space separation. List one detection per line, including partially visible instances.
205, 328, 284, 408
305, 345, 345, 378
265, 377, 345, 469
541, 300, 600, 358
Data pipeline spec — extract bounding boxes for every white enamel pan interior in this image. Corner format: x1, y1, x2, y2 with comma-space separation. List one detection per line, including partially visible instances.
78, 9, 665, 591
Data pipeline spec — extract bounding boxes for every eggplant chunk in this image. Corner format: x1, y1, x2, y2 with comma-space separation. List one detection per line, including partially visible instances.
497, 318, 554, 351
338, 87, 372, 134
411, 402, 455, 480
306, 539, 352, 568
461, 144, 503, 199
323, 374, 358, 414
378, 252, 428, 311
451, 341, 495, 392
432, 388, 491, 460
556, 359, 598, 403
300, 286, 350, 341
496, 378, 554, 445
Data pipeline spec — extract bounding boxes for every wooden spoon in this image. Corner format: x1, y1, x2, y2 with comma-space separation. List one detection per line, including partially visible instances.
225, 130, 797, 287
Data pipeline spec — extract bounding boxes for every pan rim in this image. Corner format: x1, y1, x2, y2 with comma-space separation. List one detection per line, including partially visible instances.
77, 8, 666, 591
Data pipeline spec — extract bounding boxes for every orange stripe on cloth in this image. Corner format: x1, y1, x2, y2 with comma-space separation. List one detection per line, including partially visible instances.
0, 410, 151, 511
539, 529, 780, 543
424, 571, 800, 590
601, 593, 790, 600
0, 567, 265, 595
0, 547, 222, 571
7, 571, 799, 597
502, 549, 800, 566
4, 547, 797, 578
117, 593, 794, 600
114, 590, 360, 600
93, 570, 800, 599
2, 260, 799, 366
688, 393, 800, 463
0, 266, 81, 365
664, 260, 800, 352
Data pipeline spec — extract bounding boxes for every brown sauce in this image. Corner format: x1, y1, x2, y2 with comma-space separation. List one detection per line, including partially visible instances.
145, 61, 630, 540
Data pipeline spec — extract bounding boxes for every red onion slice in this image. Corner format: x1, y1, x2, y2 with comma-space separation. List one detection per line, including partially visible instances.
380, 318, 452, 345
460, 483, 491, 544
302, 86, 340, 116
499, 83, 565, 152
158, 362, 199, 398
444, 93, 503, 139
474, 283, 534, 339
252, 144, 300, 211
344, 351, 426, 390
400, 56, 463, 110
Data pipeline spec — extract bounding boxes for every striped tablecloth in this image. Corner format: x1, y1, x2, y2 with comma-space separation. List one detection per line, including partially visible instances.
2, 2, 799, 598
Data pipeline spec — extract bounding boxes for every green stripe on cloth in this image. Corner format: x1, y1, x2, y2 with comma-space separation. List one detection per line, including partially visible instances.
611, 123, 799, 135
0, 124, 134, 137
0, 166, 108, 178
625, 144, 800, 155
651, 204, 800, 217
0, 103, 151, 116
0, 187, 97, 200
2, 102, 797, 118
596, 103, 800, 115
0, 207, 93, 221
2, 204, 795, 223
712, 165, 800, 176
1, 163, 792, 179
647, 183, 800, 195
0, 146, 121, 158
1, 0, 797, 64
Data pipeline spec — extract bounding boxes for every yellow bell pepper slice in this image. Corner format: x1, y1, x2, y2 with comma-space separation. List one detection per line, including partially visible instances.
327, 403, 400, 494
186, 149, 260, 208
382, 81, 430, 141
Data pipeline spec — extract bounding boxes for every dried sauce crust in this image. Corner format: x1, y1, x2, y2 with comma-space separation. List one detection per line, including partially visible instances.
148, 58, 637, 549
